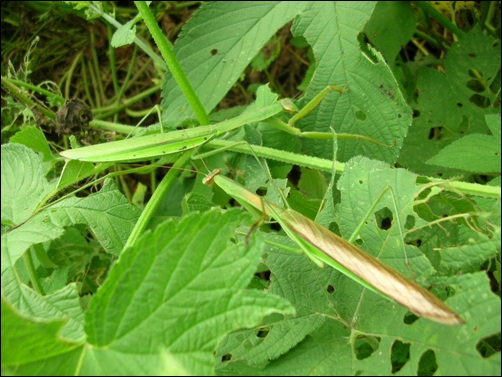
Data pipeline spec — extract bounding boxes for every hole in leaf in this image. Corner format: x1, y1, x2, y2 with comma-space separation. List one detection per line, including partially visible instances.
211, 48, 218, 55
391, 340, 411, 373
256, 188, 267, 196
327, 284, 335, 293
469, 94, 490, 108
404, 215, 415, 230
397, 113, 402, 118
269, 221, 282, 231
374, 207, 393, 231
287, 165, 302, 187
413, 109, 420, 118
406, 238, 422, 247
467, 53, 477, 58
355, 238, 364, 247
255, 270, 271, 282
403, 312, 419, 325
358, 179, 364, 184
428, 126, 444, 140
467, 79, 485, 93
354, 335, 381, 360
476, 334, 501, 358
417, 349, 438, 376
355, 110, 367, 121
457, 102, 463, 108
221, 353, 232, 362
256, 328, 270, 339
356, 32, 379, 63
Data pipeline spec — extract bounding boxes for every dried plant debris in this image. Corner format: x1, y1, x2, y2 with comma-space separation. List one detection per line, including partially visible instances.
56, 99, 93, 135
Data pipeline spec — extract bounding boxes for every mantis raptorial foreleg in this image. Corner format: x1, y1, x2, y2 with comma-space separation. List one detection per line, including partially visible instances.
264, 85, 392, 147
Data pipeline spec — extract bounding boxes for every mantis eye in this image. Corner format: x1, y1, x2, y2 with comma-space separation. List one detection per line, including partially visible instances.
280, 98, 298, 113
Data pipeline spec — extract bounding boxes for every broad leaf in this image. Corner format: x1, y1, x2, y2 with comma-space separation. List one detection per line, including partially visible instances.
161, 1, 306, 126
2, 210, 294, 375
399, 26, 501, 175
291, 2, 412, 163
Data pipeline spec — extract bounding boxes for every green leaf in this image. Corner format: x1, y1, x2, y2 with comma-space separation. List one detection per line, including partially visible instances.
291, 2, 412, 163
364, 2, 416, 66
399, 26, 501, 175
161, 2, 306, 126
439, 228, 501, 274
10, 126, 54, 166
427, 133, 501, 173
56, 160, 112, 192
111, 17, 138, 47
485, 113, 501, 141
84, 209, 293, 375
3, 210, 293, 375
216, 235, 326, 371
259, 268, 500, 375
1, 297, 83, 372
215, 157, 500, 374
2, 175, 140, 334
336, 156, 435, 280
3, 179, 141, 272
1, 143, 52, 226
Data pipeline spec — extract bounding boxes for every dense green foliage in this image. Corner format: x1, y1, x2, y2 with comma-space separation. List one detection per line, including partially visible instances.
2, 2, 500, 375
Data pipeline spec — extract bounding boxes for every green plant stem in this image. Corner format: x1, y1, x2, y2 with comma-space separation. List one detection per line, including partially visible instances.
89, 119, 138, 134
437, 180, 501, 199
5, 79, 65, 104
203, 139, 501, 198
135, 1, 210, 126
411, 38, 430, 56
413, 30, 440, 48
1, 76, 57, 121
88, 3, 167, 70
484, 2, 498, 33
65, 50, 83, 99
117, 53, 152, 96
124, 150, 193, 250
90, 30, 106, 105
86, 59, 101, 108
116, 45, 139, 100
125, 107, 155, 117
107, 23, 120, 94
94, 84, 161, 119
204, 139, 341, 173
414, 2, 465, 38
81, 60, 95, 109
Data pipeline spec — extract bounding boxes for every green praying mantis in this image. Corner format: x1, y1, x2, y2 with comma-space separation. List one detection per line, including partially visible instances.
60, 85, 464, 325
60, 86, 387, 162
